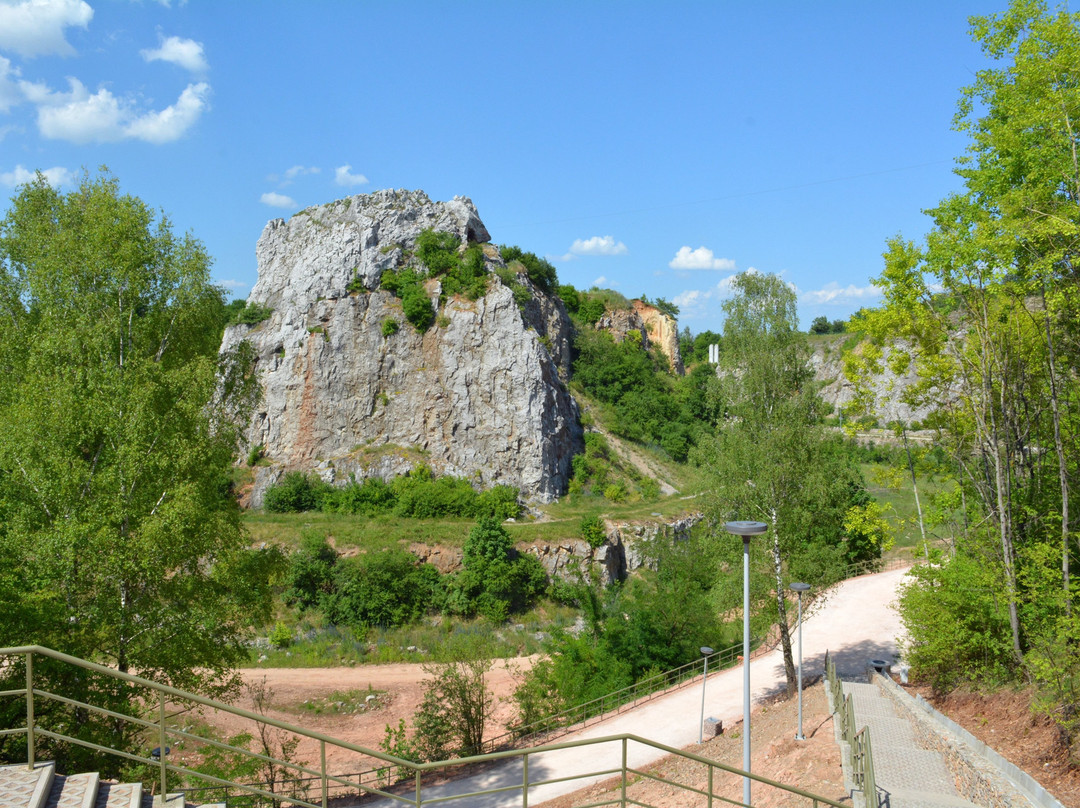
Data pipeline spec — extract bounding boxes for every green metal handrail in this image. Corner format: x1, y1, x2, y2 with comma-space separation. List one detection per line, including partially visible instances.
850, 725, 877, 804
823, 649, 878, 808
490, 639, 747, 750
1, 645, 850, 808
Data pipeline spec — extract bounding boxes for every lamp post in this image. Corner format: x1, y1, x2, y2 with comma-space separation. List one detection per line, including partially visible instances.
789, 582, 811, 740
698, 646, 714, 743
725, 520, 767, 806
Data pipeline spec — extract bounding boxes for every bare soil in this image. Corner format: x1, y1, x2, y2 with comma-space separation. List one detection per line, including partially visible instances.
190, 663, 1080, 808
535, 681, 847, 808
185, 658, 535, 774
907, 684, 1080, 807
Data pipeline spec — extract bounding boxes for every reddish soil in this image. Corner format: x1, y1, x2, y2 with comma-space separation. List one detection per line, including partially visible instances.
189, 663, 1080, 808
536, 682, 847, 808
182, 658, 535, 774
907, 684, 1080, 807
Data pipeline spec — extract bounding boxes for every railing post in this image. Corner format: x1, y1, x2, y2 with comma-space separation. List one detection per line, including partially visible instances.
620, 737, 628, 808
414, 767, 421, 808
320, 740, 327, 808
707, 764, 713, 808
25, 652, 34, 770
158, 692, 167, 803
522, 752, 529, 808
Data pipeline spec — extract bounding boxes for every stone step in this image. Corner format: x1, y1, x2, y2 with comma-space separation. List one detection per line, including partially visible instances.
883, 787, 983, 808
43, 774, 98, 808
94, 783, 141, 808
0, 764, 55, 808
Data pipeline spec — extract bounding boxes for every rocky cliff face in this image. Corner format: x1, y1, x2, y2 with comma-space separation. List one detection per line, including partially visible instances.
809, 334, 938, 425
221, 190, 582, 504
595, 302, 684, 375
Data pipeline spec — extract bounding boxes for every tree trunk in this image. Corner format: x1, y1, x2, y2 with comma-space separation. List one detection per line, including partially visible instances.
771, 518, 797, 695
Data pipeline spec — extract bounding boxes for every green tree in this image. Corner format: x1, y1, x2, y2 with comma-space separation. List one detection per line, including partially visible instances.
699, 271, 874, 695
0, 172, 278, 767
411, 636, 494, 759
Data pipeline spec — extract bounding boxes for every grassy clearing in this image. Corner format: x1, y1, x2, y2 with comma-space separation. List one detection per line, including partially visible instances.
289, 687, 387, 716
861, 462, 960, 555
245, 603, 579, 668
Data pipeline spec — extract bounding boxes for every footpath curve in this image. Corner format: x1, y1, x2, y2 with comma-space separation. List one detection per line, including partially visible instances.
368, 565, 912, 807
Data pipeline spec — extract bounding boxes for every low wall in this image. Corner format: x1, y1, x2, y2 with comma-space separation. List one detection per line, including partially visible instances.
872, 673, 1065, 808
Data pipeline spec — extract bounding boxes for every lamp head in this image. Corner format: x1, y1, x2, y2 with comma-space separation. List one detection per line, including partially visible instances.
700, 646, 714, 656
724, 520, 768, 538
789, 582, 811, 593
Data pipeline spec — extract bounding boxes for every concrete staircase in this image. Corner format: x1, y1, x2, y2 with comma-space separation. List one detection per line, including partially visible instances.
0, 763, 157, 808
839, 680, 981, 808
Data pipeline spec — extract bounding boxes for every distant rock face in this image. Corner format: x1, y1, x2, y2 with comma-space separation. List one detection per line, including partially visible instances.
809, 334, 938, 425
221, 189, 582, 504
595, 302, 684, 375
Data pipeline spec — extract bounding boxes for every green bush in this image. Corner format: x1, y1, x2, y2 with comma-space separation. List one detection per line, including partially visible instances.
268, 621, 293, 649
381, 318, 399, 337
578, 297, 605, 325
325, 550, 442, 631
401, 284, 435, 331
580, 515, 607, 548
499, 245, 558, 293
264, 471, 326, 513
231, 302, 274, 327
283, 532, 338, 610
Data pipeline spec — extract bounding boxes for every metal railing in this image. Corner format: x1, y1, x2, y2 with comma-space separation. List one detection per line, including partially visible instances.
1, 645, 852, 808
823, 650, 878, 808
488, 639, 747, 751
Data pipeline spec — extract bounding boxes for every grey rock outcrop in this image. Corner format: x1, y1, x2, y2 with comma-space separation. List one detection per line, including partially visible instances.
221, 189, 581, 504
595, 301, 683, 375
809, 334, 938, 426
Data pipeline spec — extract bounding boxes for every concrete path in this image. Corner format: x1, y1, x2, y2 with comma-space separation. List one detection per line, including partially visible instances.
365, 565, 912, 807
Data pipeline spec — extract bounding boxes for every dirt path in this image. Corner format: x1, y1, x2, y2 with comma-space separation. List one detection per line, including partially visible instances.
203, 657, 537, 771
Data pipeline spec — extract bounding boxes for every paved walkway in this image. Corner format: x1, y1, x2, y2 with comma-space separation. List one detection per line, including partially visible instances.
366, 565, 913, 807
839, 680, 978, 808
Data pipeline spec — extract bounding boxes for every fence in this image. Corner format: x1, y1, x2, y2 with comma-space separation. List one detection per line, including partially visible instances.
824, 650, 877, 806
2, 645, 854, 808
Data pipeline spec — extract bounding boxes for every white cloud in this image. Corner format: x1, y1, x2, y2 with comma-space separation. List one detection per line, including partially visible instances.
800, 281, 882, 305
672, 289, 701, 309
334, 164, 368, 187
592, 275, 609, 287
0, 0, 93, 58
568, 235, 628, 257
669, 246, 736, 271
0, 56, 21, 112
260, 191, 296, 208
285, 165, 319, 181
31, 78, 209, 143
216, 278, 247, 291
122, 82, 208, 143
0, 163, 71, 187
141, 35, 208, 74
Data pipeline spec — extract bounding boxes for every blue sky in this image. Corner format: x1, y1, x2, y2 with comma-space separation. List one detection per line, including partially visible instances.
1, 0, 1000, 334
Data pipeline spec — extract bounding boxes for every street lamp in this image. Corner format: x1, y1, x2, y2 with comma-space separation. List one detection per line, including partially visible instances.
698, 646, 714, 743
789, 582, 811, 740
725, 520, 767, 806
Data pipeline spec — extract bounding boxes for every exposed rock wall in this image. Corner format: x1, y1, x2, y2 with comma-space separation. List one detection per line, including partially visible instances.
221, 190, 581, 504
595, 302, 684, 375
809, 334, 938, 426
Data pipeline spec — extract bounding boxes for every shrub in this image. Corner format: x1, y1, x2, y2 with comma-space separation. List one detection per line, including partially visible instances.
557, 284, 581, 312
580, 515, 607, 548
268, 621, 293, 649
499, 245, 558, 293
401, 284, 435, 331
381, 318, 399, 337
283, 533, 338, 610
325, 550, 441, 631
578, 297, 605, 325
231, 302, 274, 327
416, 229, 461, 274
263, 471, 325, 513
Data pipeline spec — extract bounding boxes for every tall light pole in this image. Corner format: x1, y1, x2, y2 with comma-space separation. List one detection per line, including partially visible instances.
725, 520, 767, 806
789, 582, 811, 741
698, 646, 714, 743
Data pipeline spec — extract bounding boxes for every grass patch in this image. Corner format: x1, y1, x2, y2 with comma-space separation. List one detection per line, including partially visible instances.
291, 687, 387, 716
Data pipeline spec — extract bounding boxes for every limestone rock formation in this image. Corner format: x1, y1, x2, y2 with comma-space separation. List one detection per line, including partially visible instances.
221, 189, 581, 505
809, 334, 939, 425
595, 301, 684, 375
